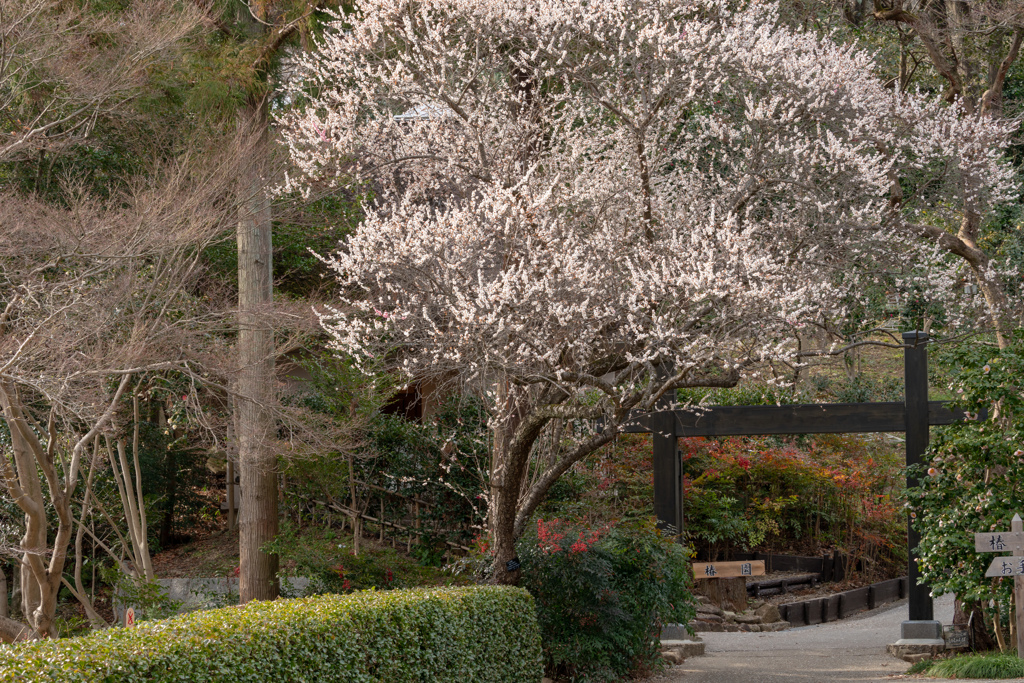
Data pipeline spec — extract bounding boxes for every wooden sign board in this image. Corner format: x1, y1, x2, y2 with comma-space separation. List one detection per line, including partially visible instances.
125, 607, 136, 627
985, 556, 1024, 578
974, 514, 1024, 660
944, 627, 969, 649
693, 560, 765, 579
975, 532, 1024, 553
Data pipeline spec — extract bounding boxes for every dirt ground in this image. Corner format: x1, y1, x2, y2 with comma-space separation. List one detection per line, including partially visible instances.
150, 528, 240, 579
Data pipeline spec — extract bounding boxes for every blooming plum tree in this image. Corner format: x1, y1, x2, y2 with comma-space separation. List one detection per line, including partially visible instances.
279, 0, 1018, 583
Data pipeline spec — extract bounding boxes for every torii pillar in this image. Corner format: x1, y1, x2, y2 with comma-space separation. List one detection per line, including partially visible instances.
899, 330, 942, 646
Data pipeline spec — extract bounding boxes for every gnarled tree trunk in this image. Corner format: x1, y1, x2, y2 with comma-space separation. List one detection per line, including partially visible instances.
488, 383, 529, 585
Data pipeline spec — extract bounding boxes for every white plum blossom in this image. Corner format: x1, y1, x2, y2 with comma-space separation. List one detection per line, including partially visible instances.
278, 0, 1019, 581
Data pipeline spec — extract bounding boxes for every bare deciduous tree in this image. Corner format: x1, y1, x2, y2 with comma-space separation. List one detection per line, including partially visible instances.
0, 0, 205, 163
0, 0, 223, 641
0, 140, 249, 639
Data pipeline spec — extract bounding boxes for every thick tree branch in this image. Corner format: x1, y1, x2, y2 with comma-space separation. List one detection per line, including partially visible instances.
873, 7, 966, 104
513, 427, 619, 539
980, 28, 1024, 115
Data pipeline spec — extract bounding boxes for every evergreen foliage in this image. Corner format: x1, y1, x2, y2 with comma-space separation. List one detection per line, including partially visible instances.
0, 586, 542, 682
910, 332, 1024, 610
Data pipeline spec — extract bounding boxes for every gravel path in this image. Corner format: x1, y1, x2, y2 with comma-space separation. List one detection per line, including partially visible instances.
646, 594, 1014, 683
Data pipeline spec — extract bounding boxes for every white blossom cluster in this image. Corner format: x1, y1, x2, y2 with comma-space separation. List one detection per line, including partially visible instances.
278, 0, 1018, 413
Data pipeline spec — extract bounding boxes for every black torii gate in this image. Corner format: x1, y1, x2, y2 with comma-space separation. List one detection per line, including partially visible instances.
624, 331, 966, 628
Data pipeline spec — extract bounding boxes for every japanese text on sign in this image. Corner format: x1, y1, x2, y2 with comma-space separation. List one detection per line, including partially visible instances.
974, 532, 1024, 553
985, 556, 1024, 577
692, 560, 765, 579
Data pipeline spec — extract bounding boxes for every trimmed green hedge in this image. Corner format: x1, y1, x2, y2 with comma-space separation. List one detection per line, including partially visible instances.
0, 586, 542, 682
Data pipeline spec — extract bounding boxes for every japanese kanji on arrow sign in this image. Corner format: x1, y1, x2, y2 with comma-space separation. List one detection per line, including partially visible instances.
975, 532, 1024, 554
975, 513, 1024, 659
985, 557, 1024, 577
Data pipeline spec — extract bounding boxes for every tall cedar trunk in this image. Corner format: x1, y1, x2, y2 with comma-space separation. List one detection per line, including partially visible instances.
0, 563, 8, 619
236, 96, 279, 602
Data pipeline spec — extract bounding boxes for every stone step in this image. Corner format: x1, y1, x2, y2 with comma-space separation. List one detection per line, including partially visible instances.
660, 639, 706, 658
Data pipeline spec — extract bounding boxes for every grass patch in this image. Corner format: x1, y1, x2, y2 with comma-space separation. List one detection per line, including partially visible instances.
924, 652, 1024, 679
905, 659, 932, 675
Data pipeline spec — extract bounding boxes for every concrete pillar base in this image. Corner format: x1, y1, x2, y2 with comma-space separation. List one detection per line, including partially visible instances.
900, 619, 942, 640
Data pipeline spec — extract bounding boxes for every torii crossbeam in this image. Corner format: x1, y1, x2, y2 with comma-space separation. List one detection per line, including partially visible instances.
622, 331, 965, 628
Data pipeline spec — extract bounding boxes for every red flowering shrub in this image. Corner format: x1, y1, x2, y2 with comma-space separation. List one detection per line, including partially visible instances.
683, 434, 905, 577
541, 432, 905, 581
518, 518, 695, 682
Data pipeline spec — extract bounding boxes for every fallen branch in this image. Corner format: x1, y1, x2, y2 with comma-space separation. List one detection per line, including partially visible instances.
0, 614, 38, 643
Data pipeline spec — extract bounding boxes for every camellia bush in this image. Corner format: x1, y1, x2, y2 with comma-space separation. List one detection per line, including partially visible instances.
517, 517, 695, 682
910, 332, 1024, 646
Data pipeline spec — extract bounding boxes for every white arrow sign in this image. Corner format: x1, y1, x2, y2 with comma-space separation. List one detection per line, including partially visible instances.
986, 556, 1024, 578
975, 532, 1024, 552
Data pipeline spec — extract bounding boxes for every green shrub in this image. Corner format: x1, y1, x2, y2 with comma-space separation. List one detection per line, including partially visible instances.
925, 652, 1024, 679
518, 518, 695, 682
0, 586, 542, 682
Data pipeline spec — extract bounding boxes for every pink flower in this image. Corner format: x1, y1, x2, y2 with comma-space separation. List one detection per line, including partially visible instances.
927, 467, 938, 477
